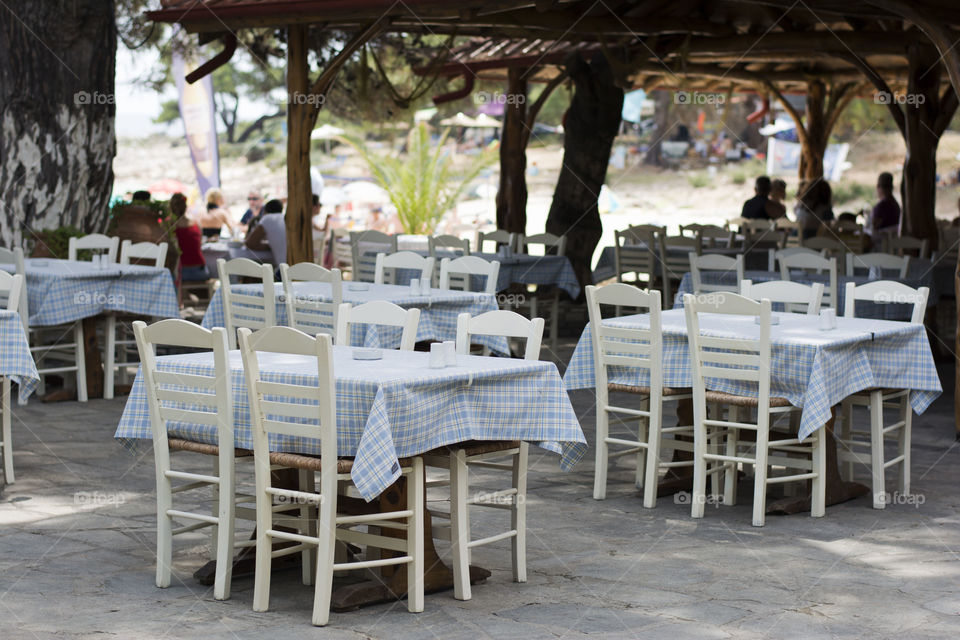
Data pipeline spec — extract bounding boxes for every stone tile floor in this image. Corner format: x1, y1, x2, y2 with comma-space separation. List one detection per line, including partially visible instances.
1, 340, 959, 639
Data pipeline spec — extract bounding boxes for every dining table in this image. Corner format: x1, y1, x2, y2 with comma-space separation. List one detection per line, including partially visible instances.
564, 309, 942, 510
202, 280, 512, 354
0, 258, 178, 399
0, 309, 40, 490
114, 344, 586, 605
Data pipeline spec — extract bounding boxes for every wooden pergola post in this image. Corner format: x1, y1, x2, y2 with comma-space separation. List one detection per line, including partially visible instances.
496, 66, 530, 234
285, 24, 314, 265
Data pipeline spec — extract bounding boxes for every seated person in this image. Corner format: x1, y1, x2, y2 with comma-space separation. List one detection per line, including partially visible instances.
765, 178, 787, 219
794, 180, 835, 239
170, 192, 209, 282
198, 188, 235, 239
240, 190, 264, 231
741, 176, 772, 220
244, 198, 286, 266
869, 172, 901, 234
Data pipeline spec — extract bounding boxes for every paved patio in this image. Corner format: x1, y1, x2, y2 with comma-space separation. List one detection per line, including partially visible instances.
1, 340, 959, 639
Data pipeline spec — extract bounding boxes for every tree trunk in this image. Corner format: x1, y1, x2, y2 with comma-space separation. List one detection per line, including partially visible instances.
285, 24, 314, 265
496, 67, 529, 233
0, 1, 116, 247
902, 43, 942, 248
545, 51, 623, 291
799, 80, 826, 183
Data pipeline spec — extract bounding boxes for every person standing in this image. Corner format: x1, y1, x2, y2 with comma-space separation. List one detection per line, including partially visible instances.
741, 176, 772, 219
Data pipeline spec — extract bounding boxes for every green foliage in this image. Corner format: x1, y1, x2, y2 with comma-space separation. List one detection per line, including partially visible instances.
831, 97, 900, 140
832, 181, 874, 206
106, 198, 181, 261
31, 227, 85, 259
688, 172, 712, 188
346, 124, 497, 235
730, 168, 747, 185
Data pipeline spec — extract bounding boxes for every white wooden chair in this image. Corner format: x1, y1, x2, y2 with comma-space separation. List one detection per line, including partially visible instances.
779, 252, 838, 309
680, 224, 732, 248
133, 318, 254, 601
613, 225, 661, 287
103, 241, 169, 399
657, 233, 700, 303
0, 272, 24, 483
335, 300, 420, 351
477, 229, 516, 253
281, 262, 342, 337
516, 232, 566, 352
845, 252, 910, 278
739, 219, 776, 247
217, 258, 277, 349
373, 251, 435, 286
767, 246, 822, 271
350, 230, 397, 283
428, 234, 470, 257
587, 283, 694, 507
839, 280, 929, 509
68, 233, 120, 262
238, 326, 424, 626
329, 228, 353, 276
775, 218, 801, 247
424, 310, 543, 601
689, 253, 744, 294
2, 246, 88, 402
683, 292, 825, 527
439, 256, 500, 295
887, 235, 929, 259
740, 279, 823, 315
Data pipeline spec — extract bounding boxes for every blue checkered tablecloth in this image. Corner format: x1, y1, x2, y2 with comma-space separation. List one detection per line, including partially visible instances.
563, 309, 941, 441
0, 311, 40, 403
115, 346, 586, 500
674, 265, 939, 319
202, 281, 511, 355
0, 258, 178, 326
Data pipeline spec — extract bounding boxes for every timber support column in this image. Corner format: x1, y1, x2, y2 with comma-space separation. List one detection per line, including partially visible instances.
496, 67, 530, 234
285, 24, 314, 265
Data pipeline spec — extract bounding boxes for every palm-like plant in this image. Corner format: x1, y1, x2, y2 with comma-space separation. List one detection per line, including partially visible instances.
345, 123, 496, 235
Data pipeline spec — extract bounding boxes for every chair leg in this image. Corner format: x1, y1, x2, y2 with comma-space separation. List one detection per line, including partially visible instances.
549, 293, 559, 353
213, 454, 235, 601
899, 394, 912, 497
252, 488, 274, 613
811, 426, 827, 518
1, 378, 12, 484
311, 481, 336, 626
511, 443, 528, 583
450, 448, 471, 600
869, 391, 886, 509
691, 418, 707, 519
839, 399, 854, 481
74, 323, 87, 402
407, 458, 425, 613
723, 427, 739, 507
155, 472, 173, 589
642, 399, 661, 509
752, 422, 769, 528
104, 315, 115, 400
300, 469, 316, 586
636, 401, 648, 491
593, 407, 610, 500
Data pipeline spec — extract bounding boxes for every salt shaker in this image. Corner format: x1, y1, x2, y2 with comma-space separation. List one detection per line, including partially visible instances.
428, 342, 445, 368
442, 341, 457, 366
409, 277, 421, 296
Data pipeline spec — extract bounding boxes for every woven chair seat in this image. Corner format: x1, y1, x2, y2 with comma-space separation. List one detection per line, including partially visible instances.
608, 383, 690, 396
168, 438, 252, 457
267, 451, 355, 473
703, 391, 794, 408
428, 440, 521, 457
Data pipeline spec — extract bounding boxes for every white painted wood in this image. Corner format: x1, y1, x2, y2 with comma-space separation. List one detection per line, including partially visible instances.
845, 252, 910, 277
455, 310, 543, 360
217, 258, 276, 349
119, 240, 168, 267
335, 301, 420, 351
429, 234, 470, 256
373, 251, 435, 286
439, 256, 500, 295
689, 253, 744, 294
239, 327, 424, 624
514, 232, 565, 351
133, 319, 242, 600
887, 235, 929, 259
68, 233, 119, 262
350, 230, 397, 283
779, 252, 838, 309
477, 230, 516, 253
281, 262, 342, 337
658, 233, 700, 303
614, 225, 662, 286
683, 292, 823, 526
740, 279, 823, 314
768, 246, 821, 271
